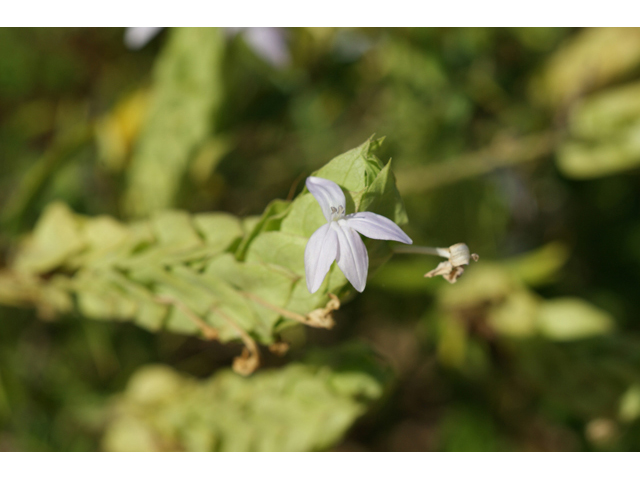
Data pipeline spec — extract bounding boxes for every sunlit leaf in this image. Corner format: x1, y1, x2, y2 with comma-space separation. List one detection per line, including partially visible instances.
558, 81, 640, 178
537, 298, 614, 340
488, 289, 540, 338
501, 242, 569, 286
0, 137, 408, 371
531, 27, 640, 108
124, 28, 226, 217
619, 384, 640, 423
102, 344, 392, 452
14, 202, 86, 274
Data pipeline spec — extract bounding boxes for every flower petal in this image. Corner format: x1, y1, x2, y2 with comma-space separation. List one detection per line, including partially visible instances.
305, 223, 339, 293
124, 27, 163, 50
345, 212, 413, 244
334, 222, 369, 292
244, 28, 290, 68
306, 177, 346, 223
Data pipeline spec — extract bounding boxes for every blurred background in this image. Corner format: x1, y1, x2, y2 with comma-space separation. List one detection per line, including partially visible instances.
1, 27, 640, 451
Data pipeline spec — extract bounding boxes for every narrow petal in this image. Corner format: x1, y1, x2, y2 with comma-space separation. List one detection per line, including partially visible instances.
345, 212, 413, 244
306, 177, 346, 223
334, 222, 369, 292
305, 223, 339, 293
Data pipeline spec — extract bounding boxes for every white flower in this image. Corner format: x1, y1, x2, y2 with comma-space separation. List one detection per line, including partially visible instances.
124, 27, 290, 67
304, 176, 412, 293
226, 27, 290, 67
124, 27, 164, 50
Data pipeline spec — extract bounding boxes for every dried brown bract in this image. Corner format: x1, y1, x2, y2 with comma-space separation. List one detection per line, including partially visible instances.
305, 293, 340, 329
424, 243, 479, 284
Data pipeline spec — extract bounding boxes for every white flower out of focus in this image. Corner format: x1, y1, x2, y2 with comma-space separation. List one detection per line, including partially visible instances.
124, 27, 164, 50
124, 27, 290, 68
304, 176, 412, 294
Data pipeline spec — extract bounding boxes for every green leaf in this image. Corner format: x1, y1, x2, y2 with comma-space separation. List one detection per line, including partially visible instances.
192, 213, 243, 254
558, 131, 640, 179
278, 137, 396, 238
75, 270, 139, 322
531, 28, 640, 108
501, 242, 570, 286
557, 81, 640, 178
101, 344, 392, 452
0, 136, 410, 362
152, 210, 203, 248
246, 231, 307, 275
569, 82, 640, 139
488, 289, 540, 338
358, 159, 409, 225
619, 384, 640, 423
537, 297, 615, 340
14, 202, 86, 274
204, 254, 297, 341
124, 28, 226, 217
245, 231, 348, 315
279, 194, 327, 238
235, 199, 291, 259
314, 135, 384, 192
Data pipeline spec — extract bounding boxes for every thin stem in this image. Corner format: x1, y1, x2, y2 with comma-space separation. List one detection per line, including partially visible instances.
155, 295, 219, 340
241, 291, 338, 329
391, 245, 451, 258
241, 291, 315, 326
210, 304, 260, 376
395, 131, 555, 194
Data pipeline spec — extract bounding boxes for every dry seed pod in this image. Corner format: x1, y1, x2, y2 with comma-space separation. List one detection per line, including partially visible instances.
448, 243, 480, 267
424, 243, 479, 284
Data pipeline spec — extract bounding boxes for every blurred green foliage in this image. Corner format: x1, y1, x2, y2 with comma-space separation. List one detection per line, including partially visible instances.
102, 344, 391, 452
123, 28, 226, 217
0, 137, 406, 375
2, 27, 640, 452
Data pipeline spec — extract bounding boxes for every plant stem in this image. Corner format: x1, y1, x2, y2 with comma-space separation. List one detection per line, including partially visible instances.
395, 131, 555, 193
391, 245, 451, 258
155, 295, 219, 340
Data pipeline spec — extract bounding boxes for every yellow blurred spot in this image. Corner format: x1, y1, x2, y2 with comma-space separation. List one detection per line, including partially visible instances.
95, 89, 150, 172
